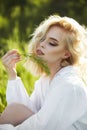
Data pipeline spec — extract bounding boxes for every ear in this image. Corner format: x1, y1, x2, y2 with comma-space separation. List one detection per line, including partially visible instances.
63, 50, 71, 59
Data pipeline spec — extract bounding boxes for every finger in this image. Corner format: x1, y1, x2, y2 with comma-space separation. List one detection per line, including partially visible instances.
9, 59, 20, 68
5, 53, 20, 62
8, 57, 20, 65
2, 49, 20, 60
2, 54, 21, 67
2, 52, 19, 62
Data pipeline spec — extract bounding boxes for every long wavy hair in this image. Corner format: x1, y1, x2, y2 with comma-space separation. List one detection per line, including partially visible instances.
25, 15, 87, 82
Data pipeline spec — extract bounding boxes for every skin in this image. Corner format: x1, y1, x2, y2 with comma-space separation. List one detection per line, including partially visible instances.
0, 103, 34, 126
36, 25, 71, 79
0, 25, 71, 126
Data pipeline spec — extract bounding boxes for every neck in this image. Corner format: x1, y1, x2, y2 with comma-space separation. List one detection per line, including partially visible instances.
48, 63, 61, 80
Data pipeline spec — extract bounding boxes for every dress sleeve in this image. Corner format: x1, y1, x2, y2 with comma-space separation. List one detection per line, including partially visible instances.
6, 77, 41, 112
2, 75, 87, 130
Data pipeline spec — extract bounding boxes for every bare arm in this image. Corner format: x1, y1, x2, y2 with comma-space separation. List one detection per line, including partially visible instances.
0, 103, 34, 126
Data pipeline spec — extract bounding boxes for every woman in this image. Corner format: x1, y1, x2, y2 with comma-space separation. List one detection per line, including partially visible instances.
0, 15, 87, 130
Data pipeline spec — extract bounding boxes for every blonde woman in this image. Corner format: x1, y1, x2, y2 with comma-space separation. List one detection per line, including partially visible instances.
0, 15, 87, 130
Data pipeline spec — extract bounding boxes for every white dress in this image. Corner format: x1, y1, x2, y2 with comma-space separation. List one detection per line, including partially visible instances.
0, 65, 87, 130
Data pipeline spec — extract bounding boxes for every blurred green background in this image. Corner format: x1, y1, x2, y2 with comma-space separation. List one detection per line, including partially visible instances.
0, 0, 87, 112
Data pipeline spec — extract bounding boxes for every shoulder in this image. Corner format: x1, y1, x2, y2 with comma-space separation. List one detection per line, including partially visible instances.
51, 65, 87, 94
52, 65, 77, 83
54, 65, 82, 84
56, 65, 78, 77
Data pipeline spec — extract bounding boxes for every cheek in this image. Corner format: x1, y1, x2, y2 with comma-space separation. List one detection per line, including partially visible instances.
48, 49, 63, 57
45, 50, 59, 62
47, 48, 65, 61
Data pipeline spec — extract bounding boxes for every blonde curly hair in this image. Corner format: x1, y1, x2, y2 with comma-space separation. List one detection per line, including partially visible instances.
25, 15, 87, 81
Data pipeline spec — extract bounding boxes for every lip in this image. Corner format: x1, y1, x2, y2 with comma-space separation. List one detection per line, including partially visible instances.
36, 49, 44, 55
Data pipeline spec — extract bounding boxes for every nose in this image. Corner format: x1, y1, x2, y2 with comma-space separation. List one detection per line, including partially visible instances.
40, 40, 46, 48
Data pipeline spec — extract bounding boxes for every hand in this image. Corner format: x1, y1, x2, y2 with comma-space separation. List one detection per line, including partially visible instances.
2, 49, 21, 80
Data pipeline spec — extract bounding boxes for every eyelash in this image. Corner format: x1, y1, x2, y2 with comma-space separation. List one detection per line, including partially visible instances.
49, 42, 58, 46
40, 38, 58, 46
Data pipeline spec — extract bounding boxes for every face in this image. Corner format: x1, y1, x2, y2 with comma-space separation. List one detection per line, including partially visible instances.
36, 26, 70, 66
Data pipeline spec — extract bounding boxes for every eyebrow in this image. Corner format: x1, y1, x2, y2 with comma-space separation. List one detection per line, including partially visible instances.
49, 37, 59, 43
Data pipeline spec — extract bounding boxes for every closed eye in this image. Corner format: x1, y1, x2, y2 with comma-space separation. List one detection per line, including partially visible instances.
49, 42, 58, 46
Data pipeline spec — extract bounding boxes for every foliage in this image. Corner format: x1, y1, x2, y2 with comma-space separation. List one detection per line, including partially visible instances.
0, 59, 7, 112
24, 53, 50, 75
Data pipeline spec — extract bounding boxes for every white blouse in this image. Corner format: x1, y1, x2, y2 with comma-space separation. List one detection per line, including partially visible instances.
0, 66, 87, 130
